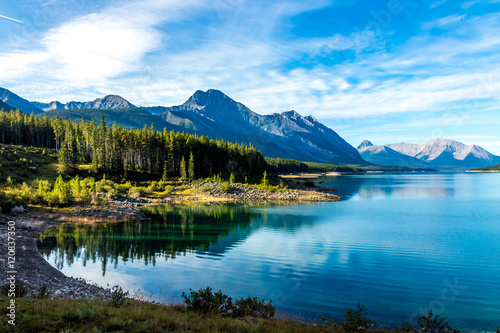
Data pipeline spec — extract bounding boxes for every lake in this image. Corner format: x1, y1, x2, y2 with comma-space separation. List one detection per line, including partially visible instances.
37, 173, 500, 331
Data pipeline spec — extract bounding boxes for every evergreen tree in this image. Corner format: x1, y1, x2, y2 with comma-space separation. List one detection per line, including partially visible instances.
188, 152, 195, 180
180, 156, 187, 179
261, 171, 269, 186
162, 160, 169, 181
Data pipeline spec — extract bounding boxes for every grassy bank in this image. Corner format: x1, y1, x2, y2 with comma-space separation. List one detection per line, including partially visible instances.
0, 297, 472, 333
0, 298, 342, 333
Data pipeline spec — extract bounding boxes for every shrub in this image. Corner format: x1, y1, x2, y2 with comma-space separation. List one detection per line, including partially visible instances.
128, 187, 142, 198
162, 185, 174, 196
116, 181, 132, 194
110, 285, 129, 308
233, 296, 275, 319
34, 284, 52, 299
219, 182, 232, 193
0, 281, 29, 297
182, 287, 275, 319
182, 287, 233, 315
416, 310, 460, 333
321, 303, 377, 331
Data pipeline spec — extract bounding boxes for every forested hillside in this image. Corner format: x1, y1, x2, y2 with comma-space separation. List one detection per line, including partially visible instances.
0, 109, 265, 180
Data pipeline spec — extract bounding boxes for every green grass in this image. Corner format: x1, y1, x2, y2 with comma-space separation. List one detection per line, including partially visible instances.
0, 144, 59, 183
0, 298, 346, 333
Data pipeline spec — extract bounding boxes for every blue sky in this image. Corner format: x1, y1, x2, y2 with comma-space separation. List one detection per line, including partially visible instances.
1, 0, 500, 153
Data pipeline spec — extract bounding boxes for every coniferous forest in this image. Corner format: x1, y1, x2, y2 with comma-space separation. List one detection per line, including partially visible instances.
0, 109, 265, 180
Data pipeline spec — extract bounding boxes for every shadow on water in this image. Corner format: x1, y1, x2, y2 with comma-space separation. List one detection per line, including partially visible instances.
37, 202, 321, 276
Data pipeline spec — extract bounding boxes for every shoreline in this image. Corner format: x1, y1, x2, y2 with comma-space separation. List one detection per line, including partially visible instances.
0, 182, 340, 301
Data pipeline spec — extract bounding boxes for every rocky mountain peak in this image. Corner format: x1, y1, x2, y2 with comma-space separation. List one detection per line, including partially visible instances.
357, 140, 374, 150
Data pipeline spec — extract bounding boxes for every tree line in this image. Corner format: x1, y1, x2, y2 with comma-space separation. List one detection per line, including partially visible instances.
0, 109, 265, 180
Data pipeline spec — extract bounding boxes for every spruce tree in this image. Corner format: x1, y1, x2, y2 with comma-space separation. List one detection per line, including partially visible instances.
188, 152, 195, 180
162, 160, 169, 181
180, 156, 187, 179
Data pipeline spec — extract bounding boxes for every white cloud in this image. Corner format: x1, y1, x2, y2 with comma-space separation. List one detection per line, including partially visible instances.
422, 14, 467, 30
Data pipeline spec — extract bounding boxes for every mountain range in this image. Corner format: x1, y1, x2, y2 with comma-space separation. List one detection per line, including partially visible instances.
359, 139, 500, 170
357, 141, 432, 169
31, 95, 136, 111
2, 86, 499, 169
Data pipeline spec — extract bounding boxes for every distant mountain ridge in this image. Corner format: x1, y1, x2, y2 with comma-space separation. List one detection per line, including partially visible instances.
357, 143, 432, 169
361, 138, 500, 169
31, 95, 135, 111
0, 87, 43, 114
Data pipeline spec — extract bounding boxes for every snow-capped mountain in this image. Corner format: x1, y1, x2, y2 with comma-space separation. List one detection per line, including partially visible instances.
388, 139, 500, 169
152, 89, 367, 165
0, 87, 43, 114
31, 95, 135, 111
357, 140, 374, 150
357, 143, 432, 169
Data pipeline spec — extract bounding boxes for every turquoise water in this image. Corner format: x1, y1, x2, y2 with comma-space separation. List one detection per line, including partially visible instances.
38, 173, 500, 331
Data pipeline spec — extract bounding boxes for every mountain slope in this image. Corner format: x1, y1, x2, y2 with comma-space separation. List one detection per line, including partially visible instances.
0, 100, 15, 112
388, 139, 500, 169
154, 89, 367, 165
358, 144, 431, 168
43, 107, 182, 131
0, 87, 43, 114
31, 95, 135, 111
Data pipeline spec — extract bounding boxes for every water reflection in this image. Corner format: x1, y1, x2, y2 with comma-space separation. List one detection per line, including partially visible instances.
323, 174, 465, 200
37, 202, 319, 275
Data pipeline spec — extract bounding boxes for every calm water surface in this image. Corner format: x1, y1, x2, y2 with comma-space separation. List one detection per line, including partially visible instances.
38, 173, 500, 331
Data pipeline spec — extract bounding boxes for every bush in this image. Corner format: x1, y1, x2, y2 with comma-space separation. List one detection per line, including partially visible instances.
128, 187, 142, 198
182, 287, 275, 318
219, 182, 232, 193
233, 296, 275, 319
34, 284, 52, 299
0, 281, 29, 297
321, 303, 377, 331
116, 181, 132, 194
182, 287, 233, 315
416, 310, 460, 333
109, 285, 129, 308
162, 185, 174, 196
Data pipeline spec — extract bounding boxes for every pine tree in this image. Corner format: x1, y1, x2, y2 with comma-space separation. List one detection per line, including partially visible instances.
261, 171, 269, 186
162, 160, 169, 181
71, 175, 81, 198
188, 152, 195, 180
180, 156, 187, 179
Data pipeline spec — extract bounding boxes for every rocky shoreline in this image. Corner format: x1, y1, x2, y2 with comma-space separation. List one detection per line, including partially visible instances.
0, 182, 340, 301
0, 210, 111, 300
